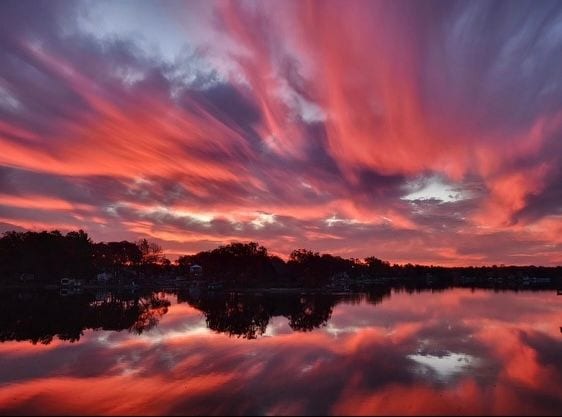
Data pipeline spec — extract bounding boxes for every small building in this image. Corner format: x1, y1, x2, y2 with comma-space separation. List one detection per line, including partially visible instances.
61, 278, 77, 286
190, 264, 203, 277
60, 277, 84, 287
19, 273, 35, 282
96, 272, 113, 283
327, 272, 350, 291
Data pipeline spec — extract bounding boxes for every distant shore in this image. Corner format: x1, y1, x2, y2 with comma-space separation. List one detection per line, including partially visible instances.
1, 281, 560, 295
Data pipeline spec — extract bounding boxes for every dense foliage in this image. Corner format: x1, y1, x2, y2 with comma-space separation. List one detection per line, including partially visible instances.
1, 229, 561, 287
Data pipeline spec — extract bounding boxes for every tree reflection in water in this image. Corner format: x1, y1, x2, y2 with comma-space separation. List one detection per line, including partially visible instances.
176, 287, 392, 338
0, 290, 170, 344
0, 287, 393, 343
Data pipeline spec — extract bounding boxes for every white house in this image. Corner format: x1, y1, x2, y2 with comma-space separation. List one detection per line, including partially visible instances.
19, 273, 35, 282
96, 272, 113, 283
61, 278, 77, 286
189, 264, 203, 277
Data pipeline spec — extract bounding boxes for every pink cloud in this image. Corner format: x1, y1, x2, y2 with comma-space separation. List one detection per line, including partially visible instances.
0, 1, 561, 264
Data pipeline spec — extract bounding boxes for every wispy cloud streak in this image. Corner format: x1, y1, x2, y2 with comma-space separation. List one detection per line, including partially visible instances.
0, 0, 561, 264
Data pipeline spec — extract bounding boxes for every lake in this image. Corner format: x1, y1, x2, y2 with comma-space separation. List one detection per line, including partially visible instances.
0, 287, 561, 415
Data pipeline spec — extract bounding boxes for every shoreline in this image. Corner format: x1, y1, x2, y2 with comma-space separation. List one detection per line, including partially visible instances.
0, 283, 559, 294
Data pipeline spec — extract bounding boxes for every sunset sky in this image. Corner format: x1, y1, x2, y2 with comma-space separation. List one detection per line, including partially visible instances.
1, 0, 561, 265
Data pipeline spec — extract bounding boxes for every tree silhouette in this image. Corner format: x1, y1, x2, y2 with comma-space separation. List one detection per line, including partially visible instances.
1, 229, 561, 290
0, 290, 171, 344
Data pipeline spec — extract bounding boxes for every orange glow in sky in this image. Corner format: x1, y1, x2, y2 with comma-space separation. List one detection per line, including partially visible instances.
1, 0, 562, 265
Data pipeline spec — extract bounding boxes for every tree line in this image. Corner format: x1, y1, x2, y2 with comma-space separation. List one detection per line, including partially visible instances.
0, 229, 165, 283
0, 289, 170, 344
0, 229, 561, 287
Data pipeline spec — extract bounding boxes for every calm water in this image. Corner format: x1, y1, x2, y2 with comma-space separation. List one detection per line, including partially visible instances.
0, 288, 561, 415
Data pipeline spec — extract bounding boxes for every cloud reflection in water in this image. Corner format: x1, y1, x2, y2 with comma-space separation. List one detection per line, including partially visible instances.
0, 288, 561, 415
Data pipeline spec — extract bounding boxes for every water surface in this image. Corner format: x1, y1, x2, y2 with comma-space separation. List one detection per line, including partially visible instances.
0, 288, 561, 415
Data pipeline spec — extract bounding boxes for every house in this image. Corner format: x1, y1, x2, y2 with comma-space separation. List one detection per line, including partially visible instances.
533, 277, 551, 284
19, 273, 35, 282
523, 276, 551, 286
96, 272, 113, 283
190, 264, 203, 277
327, 271, 350, 291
